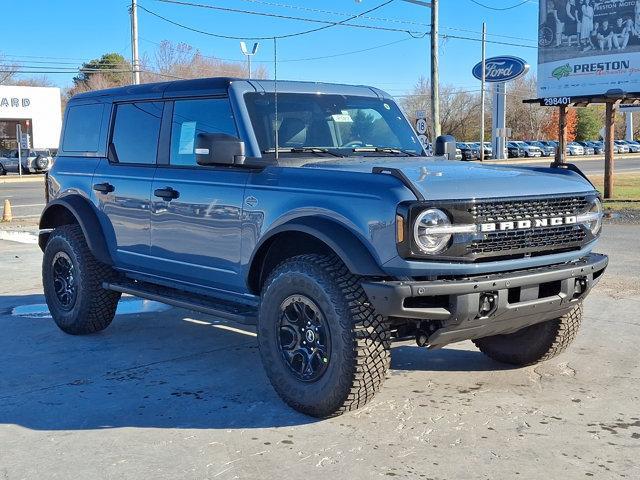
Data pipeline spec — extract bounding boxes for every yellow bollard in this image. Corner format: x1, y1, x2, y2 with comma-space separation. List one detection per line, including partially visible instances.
2, 199, 12, 222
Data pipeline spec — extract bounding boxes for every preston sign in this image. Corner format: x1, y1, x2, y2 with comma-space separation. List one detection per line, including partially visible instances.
472, 56, 529, 83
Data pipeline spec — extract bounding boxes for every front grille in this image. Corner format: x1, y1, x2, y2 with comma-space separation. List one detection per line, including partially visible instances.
466, 224, 587, 255
462, 194, 593, 260
469, 196, 590, 223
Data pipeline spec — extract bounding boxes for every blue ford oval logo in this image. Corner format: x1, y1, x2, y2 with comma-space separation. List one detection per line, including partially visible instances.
472, 56, 529, 83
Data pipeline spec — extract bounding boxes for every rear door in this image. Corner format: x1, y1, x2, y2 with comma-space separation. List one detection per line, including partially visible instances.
93, 101, 163, 271
149, 97, 249, 293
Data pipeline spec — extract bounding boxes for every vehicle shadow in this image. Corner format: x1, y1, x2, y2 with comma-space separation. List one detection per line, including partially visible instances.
0, 293, 316, 431
391, 343, 513, 372
0, 294, 511, 432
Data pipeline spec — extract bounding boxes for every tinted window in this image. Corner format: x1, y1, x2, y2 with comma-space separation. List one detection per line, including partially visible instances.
63, 104, 104, 152
111, 102, 163, 165
170, 98, 237, 166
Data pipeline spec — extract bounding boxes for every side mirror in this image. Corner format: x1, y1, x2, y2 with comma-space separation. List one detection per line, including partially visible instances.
434, 135, 457, 160
195, 133, 246, 166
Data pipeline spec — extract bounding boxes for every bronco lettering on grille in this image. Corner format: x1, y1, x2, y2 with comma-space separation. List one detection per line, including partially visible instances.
480, 215, 578, 233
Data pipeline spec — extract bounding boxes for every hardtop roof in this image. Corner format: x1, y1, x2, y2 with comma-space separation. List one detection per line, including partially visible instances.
68, 77, 390, 103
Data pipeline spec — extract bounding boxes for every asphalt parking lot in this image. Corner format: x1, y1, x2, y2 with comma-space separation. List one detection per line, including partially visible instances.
0, 220, 638, 479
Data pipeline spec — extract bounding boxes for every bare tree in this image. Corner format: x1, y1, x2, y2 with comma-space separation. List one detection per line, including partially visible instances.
0, 54, 19, 85
145, 41, 268, 82
505, 74, 552, 140
400, 77, 483, 141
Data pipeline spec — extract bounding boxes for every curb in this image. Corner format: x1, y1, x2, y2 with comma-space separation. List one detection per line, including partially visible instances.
0, 176, 45, 184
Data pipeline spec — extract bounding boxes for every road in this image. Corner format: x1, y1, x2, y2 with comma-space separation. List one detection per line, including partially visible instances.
1, 155, 639, 221
0, 223, 638, 479
500, 155, 640, 174
0, 179, 46, 219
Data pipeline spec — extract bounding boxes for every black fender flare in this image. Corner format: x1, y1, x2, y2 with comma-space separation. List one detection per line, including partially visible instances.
248, 217, 386, 289
39, 195, 113, 265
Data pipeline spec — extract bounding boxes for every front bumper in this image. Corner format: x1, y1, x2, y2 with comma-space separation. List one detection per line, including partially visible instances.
362, 253, 608, 348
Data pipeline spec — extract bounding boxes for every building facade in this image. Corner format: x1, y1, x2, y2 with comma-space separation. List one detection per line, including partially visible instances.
0, 85, 62, 153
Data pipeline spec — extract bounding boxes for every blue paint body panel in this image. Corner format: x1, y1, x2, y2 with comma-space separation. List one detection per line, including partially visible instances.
44, 77, 602, 303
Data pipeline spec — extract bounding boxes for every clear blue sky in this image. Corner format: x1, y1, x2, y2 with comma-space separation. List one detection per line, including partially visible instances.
4, 0, 539, 96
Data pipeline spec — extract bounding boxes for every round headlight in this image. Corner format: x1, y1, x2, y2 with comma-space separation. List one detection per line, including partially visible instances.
414, 208, 452, 254
588, 197, 603, 235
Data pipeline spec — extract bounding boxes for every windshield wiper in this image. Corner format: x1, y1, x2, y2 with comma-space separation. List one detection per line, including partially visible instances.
352, 147, 420, 157
262, 147, 344, 157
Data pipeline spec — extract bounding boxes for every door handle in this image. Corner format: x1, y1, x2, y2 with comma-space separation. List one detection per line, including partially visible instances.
93, 182, 115, 194
154, 187, 180, 201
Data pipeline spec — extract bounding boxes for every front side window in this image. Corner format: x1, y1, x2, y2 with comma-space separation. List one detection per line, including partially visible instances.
111, 102, 163, 165
244, 93, 421, 157
169, 98, 237, 166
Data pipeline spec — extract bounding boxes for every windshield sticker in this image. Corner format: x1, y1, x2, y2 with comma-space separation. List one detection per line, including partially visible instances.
178, 121, 196, 154
331, 113, 353, 123
383, 103, 391, 110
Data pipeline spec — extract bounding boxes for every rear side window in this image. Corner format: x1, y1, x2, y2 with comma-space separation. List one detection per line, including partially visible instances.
63, 104, 104, 152
169, 98, 237, 166
111, 102, 163, 165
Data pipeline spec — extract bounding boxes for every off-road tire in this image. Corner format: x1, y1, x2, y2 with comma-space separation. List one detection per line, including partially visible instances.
258, 254, 391, 418
43, 224, 121, 335
473, 303, 583, 366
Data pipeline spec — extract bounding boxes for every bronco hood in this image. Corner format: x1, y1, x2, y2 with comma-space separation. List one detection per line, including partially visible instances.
302, 157, 595, 200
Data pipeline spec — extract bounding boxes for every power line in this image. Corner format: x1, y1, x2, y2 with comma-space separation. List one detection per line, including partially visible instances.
469, 0, 534, 11
230, 0, 537, 43
139, 2, 534, 47
138, 0, 405, 40
153, 0, 413, 34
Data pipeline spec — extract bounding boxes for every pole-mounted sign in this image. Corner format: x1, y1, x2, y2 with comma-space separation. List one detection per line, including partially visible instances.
472, 56, 529, 83
472, 55, 529, 160
415, 110, 429, 152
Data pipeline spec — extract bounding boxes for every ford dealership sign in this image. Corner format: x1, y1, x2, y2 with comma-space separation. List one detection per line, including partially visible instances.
472, 56, 529, 83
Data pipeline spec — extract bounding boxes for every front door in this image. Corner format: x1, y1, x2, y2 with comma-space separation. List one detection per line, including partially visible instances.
149, 97, 248, 293
93, 101, 163, 271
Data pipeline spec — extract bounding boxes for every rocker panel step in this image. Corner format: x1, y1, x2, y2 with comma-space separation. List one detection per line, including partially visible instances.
103, 281, 258, 325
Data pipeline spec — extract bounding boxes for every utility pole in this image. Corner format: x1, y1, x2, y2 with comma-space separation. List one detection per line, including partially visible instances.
130, 0, 141, 85
356, 0, 438, 136
431, 0, 440, 138
479, 22, 486, 162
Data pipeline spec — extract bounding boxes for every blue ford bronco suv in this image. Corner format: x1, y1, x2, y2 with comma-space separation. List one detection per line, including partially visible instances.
40, 78, 608, 417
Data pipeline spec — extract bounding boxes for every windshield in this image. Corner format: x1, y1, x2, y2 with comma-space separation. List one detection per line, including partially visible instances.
244, 92, 423, 157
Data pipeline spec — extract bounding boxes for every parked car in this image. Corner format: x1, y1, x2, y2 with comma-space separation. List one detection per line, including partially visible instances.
506, 141, 525, 158
621, 140, 640, 153
467, 142, 492, 159
510, 140, 542, 157
614, 140, 630, 153
526, 141, 554, 157
456, 142, 478, 160
0, 149, 54, 174
39, 77, 608, 417
583, 141, 604, 155
567, 142, 585, 156
574, 142, 595, 155
538, 140, 558, 155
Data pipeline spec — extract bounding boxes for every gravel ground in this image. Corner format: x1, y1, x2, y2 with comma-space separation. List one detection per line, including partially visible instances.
0, 225, 638, 480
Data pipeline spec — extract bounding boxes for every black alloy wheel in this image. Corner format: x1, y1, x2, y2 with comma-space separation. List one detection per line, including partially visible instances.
277, 294, 331, 382
52, 251, 77, 310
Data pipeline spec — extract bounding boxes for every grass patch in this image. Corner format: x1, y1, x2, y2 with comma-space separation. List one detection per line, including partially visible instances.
589, 173, 640, 201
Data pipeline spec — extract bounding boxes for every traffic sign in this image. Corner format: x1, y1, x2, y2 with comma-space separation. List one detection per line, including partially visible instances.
417, 134, 429, 148
415, 118, 427, 135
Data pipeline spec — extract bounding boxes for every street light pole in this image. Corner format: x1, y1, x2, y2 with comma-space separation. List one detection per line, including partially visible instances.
240, 42, 260, 79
